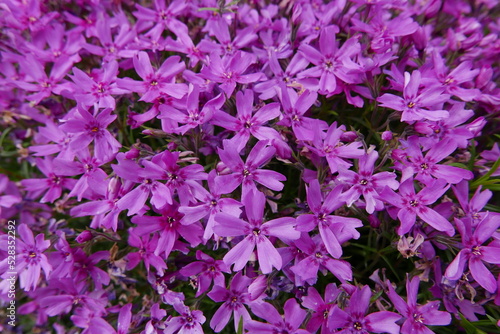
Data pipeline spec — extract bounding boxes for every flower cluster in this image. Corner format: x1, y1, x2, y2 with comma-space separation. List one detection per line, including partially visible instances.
1, 0, 499, 333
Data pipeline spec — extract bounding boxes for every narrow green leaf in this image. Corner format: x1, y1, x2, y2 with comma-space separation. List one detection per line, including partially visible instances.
237, 315, 244, 334
472, 157, 500, 187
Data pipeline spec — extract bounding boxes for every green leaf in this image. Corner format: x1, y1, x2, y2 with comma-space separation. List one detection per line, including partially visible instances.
237, 315, 244, 334
459, 314, 488, 334
472, 157, 500, 187
483, 184, 500, 191
449, 162, 470, 169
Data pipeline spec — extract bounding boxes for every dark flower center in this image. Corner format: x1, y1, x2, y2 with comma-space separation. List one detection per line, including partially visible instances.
28, 251, 37, 258
315, 252, 323, 258
150, 80, 158, 86
420, 163, 429, 170
409, 200, 419, 207
407, 102, 415, 108
359, 179, 368, 185
91, 126, 99, 132
252, 228, 261, 236
413, 313, 424, 323
472, 246, 481, 256
52, 175, 61, 184
167, 216, 176, 226
353, 321, 363, 330
243, 169, 251, 177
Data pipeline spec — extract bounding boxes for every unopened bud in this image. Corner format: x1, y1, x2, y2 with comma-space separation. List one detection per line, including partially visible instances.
124, 147, 140, 159
340, 131, 358, 142
76, 230, 93, 243
381, 131, 393, 141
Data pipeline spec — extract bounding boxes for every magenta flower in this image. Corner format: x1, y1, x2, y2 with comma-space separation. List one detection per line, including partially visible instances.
380, 178, 454, 236
29, 121, 75, 160
246, 299, 309, 334
48, 231, 74, 279
208, 272, 254, 332
254, 50, 311, 100
179, 250, 230, 297
145, 303, 168, 334
351, 8, 418, 53
338, 149, 399, 213
179, 170, 242, 241
24, 22, 83, 63
164, 302, 205, 334
148, 150, 208, 205
82, 14, 137, 62
112, 153, 173, 215
444, 216, 500, 293
70, 177, 130, 231
2, 224, 51, 291
70, 306, 115, 334
276, 86, 326, 141
198, 19, 257, 56
452, 181, 494, 226
307, 122, 365, 173
426, 51, 481, 101
214, 190, 299, 274
133, 0, 188, 35
413, 102, 482, 149
72, 249, 110, 289
132, 203, 203, 258
296, 179, 362, 259
377, 70, 449, 122
289, 233, 353, 285
201, 51, 263, 97
387, 276, 451, 334
398, 136, 473, 185
60, 107, 121, 162
159, 84, 225, 135
215, 140, 286, 198
126, 230, 167, 276
116, 304, 132, 334
53, 148, 108, 201
116, 51, 187, 102
298, 26, 361, 94
328, 285, 401, 334
211, 89, 283, 152
301, 284, 341, 334
21, 157, 76, 203
14, 54, 74, 104
39, 278, 107, 316
69, 60, 127, 109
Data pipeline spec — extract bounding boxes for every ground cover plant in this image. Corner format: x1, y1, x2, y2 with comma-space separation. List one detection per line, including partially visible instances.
0, 0, 499, 333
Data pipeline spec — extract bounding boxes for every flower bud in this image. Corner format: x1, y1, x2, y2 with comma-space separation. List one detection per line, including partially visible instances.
124, 147, 140, 159
340, 131, 358, 142
76, 230, 93, 243
381, 131, 393, 141
368, 215, 381, 228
